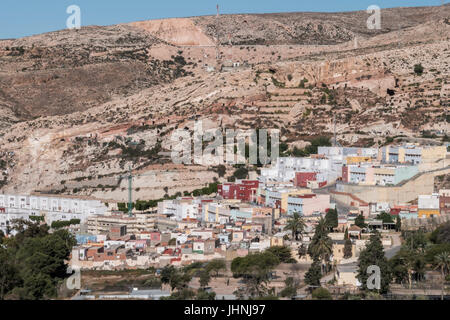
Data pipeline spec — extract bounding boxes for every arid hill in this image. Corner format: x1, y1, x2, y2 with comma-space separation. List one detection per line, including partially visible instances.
0, 5, 448, 201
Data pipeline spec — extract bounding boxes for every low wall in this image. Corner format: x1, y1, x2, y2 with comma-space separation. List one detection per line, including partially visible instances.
336, 167, 450, 205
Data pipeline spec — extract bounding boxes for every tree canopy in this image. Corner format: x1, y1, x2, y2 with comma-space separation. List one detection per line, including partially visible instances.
357, 232, 391, 294
284, 212, 306, 241
231, 251, 280, 298
0, 220, 76, 300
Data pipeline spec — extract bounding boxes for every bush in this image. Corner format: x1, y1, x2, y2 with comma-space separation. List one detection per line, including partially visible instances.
414, 64, 424, 76
233, 167, 248, 180
312, 287, 332, 300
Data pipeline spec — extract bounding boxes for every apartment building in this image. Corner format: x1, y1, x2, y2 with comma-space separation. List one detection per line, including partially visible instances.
259, 187, 312, 213
379, 145, 447, 164
218, 180, 259, 202
157, 198, 212, 220
342, 163, 418, 186
418, 194, 440, 218
260, 156, 343, 183
0, 193, 108, 234
286, 193, 331, 216
86, 212, 157, 235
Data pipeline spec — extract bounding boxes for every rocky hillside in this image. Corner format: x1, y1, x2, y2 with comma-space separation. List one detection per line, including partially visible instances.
0, 25, 192, 120
0, 5, 448, 201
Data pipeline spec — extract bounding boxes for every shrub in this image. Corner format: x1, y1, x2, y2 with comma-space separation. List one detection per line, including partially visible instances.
312, 287, 332, 300
414, 64, 424, 76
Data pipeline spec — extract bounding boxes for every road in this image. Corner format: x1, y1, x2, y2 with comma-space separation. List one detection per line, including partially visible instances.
384, 232, 402, 259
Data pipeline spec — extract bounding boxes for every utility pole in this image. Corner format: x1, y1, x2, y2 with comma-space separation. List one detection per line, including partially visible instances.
117, 166, 134, 217
215, 4, 221, 65
127, 166, 132, 216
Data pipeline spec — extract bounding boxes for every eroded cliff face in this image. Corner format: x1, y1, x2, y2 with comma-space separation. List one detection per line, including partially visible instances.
0, 5, 448, 200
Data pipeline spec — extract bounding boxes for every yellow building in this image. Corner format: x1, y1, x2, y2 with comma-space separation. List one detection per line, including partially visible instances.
346, 156, 372, 165
417, 209, 440, 218
270, 235, 284, 247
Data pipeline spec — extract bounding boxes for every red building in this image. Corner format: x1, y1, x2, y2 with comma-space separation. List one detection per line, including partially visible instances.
294, 172, 327, 188
440, 191, 450, 215
342, 166, 349, 183
218, 180, 259, 202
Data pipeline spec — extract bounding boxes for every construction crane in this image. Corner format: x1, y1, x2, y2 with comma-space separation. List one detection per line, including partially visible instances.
117, 166, 156, 217
116, 167, 190, 217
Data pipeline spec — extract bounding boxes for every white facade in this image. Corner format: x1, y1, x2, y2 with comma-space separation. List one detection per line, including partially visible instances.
0, 194, 108, 234
418, 194, 440, 209
260, 156, 343, 183
157, 199, 201, 220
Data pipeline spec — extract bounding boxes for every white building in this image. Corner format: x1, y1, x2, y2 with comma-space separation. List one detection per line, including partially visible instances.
260, 156, 343, 183
418, 194, 440, 210
318, 146, 378, 159
0, 194, 108, 234
157, 198, 201, 220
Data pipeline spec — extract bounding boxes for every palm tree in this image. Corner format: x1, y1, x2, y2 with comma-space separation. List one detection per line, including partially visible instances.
311, 234, 333, 271
435, 252, 450, 300
308, 217, 333, 273
314, 217, 328, 237
284, 212, 306, 241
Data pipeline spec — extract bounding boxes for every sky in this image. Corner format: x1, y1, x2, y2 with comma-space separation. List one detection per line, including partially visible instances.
0, 0, 446, 39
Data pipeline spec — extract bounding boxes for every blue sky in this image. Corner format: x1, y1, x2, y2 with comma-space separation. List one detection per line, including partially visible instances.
0, 0, 446, 39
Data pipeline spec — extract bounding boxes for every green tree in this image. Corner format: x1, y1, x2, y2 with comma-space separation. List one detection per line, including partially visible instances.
308, 218, 333, 271
425, 243, 450, 264
279, 277, 300, 299
404, 229, 427, 253
429, 221, 450, 244
160, 265, 177, 285
199, 270, 211, 288
231, 252, 280, 298
0, 220, 75, 300
265, 246, 296, 263
312, 287, 332, 300
355, 214, 366, 228
304, 259, 322, 287
343, 239, 353, 259
233, 167, 249, 180
0, 248, 21, 299
434, 251, 450, 301
196, 289, 216, 300
206, 259, 226, 277
376, 212, 394, 223
325, 209, 338, 230
357, 232, 391, 294
216, 165, 226, 177
395, 216, 402, 232
284, 212, 306, 241
390, 248, 425, 288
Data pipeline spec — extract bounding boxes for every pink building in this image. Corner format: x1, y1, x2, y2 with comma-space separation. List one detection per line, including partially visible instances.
287, 194, 330, 216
